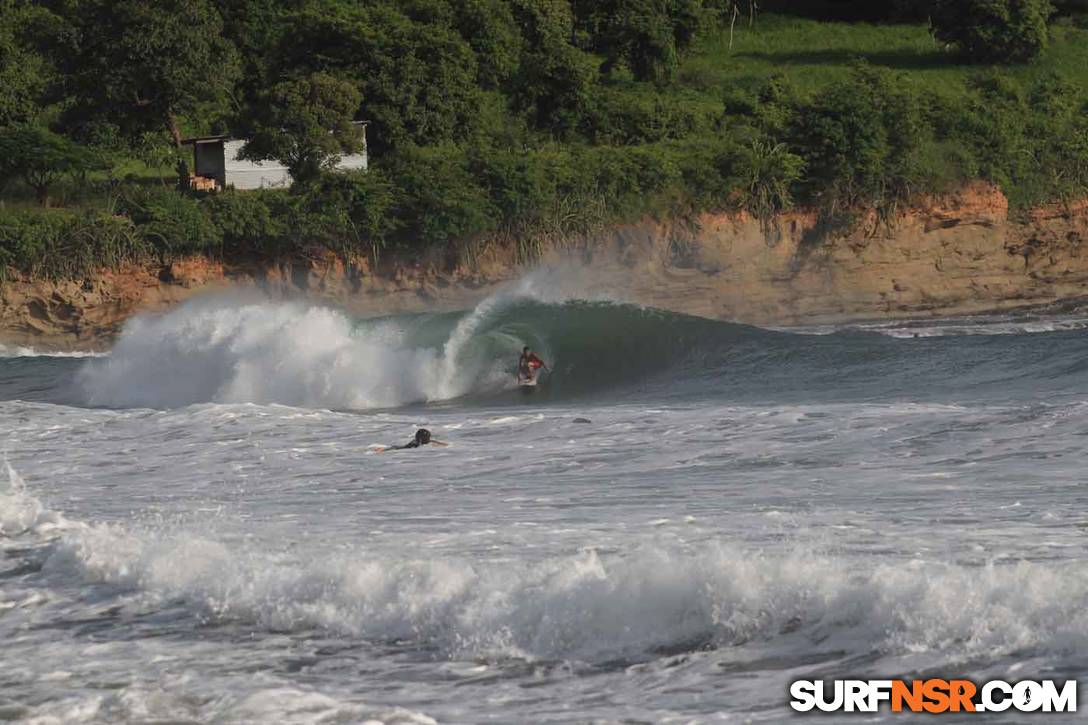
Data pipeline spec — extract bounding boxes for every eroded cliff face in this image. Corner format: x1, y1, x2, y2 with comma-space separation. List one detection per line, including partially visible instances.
588, 183, 1088, 323
3, 183, 1087, 350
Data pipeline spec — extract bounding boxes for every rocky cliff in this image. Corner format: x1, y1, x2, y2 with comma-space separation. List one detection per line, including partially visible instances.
3, 183, 1087, 350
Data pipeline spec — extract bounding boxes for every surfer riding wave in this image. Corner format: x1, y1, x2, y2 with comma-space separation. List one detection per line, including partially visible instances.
518, 347, 549, 385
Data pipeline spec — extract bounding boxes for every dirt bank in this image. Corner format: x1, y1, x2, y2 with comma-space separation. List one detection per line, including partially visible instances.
3, 182, 1088, 351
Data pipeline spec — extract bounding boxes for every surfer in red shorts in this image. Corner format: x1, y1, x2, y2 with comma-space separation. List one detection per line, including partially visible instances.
518, 346, 548, 384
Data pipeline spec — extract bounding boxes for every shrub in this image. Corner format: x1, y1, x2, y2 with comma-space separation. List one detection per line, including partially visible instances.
723, 75, 804, 142
0, 208, 144, 281
1024, 73, 1088, 202
118, 187, 221, 262
736, 140, 804, 233
384, 145, 498, 247
754, 74, 804, 139
298, 169, 397, 265
469, 147, 562, 229
204, 188, 294, 257
930, 0, 1054, 63
931, 73, 1025, 187
789, 65, 926, 219
668, 135, 743, 212
580, 86, 716, 144
937, 71, 1088, 207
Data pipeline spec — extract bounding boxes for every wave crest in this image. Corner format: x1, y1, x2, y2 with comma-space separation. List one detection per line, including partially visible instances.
6, 471, 1085, 668
76, 282, 761, 409
77, 296, 511, 409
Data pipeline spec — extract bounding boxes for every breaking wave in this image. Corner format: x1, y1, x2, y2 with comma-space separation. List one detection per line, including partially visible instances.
4, 464, 1087, 670
78, 297, 466, 409
75, 285, 769, 409
72, 276, 1088, 410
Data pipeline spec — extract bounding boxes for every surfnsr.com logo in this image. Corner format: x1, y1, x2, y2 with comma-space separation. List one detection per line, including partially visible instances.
790, 679, 1077, 714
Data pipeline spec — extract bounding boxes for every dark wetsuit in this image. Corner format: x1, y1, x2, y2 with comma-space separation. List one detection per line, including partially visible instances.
389, 429, 432, 450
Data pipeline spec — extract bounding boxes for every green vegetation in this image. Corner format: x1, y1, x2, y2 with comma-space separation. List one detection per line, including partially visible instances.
239, 72, 365, 184
57, 0, 240, 147
0, 126, 109, 205
2, 0, 1088, 281
931, 0, 1053, 63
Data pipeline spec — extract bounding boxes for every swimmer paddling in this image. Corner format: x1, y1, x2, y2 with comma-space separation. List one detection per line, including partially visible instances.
374, 428, 449, 453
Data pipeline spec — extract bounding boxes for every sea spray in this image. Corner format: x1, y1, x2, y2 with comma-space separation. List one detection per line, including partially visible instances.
76, 302, 442, 409
0, 460, 59, 537
1, 460, 36, 536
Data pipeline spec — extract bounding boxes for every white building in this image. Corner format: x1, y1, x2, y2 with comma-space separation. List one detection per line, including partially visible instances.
181, 124, 368, 191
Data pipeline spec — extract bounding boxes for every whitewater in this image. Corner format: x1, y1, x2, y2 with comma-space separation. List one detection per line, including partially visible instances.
2, 278, 1088, 723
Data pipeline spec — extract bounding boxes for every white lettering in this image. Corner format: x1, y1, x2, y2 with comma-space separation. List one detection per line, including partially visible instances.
845, 680, 868, 712
868, 680, 893, 712
1041, 680, 1077, 713
816, 680, 844, 713
981, 680, 1012, 712
789, 680, 817, 712
790, 677, 1076, 714
1014, 680, 1043, 712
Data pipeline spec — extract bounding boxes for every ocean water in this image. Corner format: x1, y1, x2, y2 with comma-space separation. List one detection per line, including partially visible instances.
2, 278, 1088, 723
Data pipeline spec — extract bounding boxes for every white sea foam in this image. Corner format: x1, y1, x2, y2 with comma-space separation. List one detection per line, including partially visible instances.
0, 344, 105, 358
4, 472, 1083, 669
0, 461, 65, 537
76, 297, 436, 409
17, 682, 436, 725
786, 316, 1088, 338
76, 304, 481, 410
229, 689, 436, 725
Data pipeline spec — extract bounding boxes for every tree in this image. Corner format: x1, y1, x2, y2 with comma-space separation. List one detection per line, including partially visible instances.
572, 0, 708, 82
453, 0, 523, 89
57, 0, 240, 147
757, 0, 924, 21
708, 0, 761, 49
278, 2, 482, 154
513, 43, 598, 134
930, 0, 1054, 64
218, 0, 292, 100
0, 126, 107, 205
511, 0, 598, 133
240, 73, 364, 185
0, 0, 55, 127
789, 66, 924, 217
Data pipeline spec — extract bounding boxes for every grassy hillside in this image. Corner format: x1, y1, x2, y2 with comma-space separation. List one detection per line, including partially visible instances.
684, 15, 1088, 94
2, 3, 1088, 282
